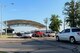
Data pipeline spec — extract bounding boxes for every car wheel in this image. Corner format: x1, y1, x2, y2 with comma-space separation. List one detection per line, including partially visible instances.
69, 37, 76, 44
30, 37, 32, 38
56, 36, 60, 41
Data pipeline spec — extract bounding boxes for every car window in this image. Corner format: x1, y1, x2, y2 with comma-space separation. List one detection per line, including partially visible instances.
72, 28, 80, 32
60, 30, 64, 33
64, 29, 70, 33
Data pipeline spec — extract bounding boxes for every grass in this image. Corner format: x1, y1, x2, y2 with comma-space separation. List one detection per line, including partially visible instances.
0, 51, 7, 53
0, 34, 14, 38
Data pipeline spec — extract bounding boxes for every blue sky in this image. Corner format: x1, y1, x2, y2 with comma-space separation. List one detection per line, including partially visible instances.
0, 0, 72, 32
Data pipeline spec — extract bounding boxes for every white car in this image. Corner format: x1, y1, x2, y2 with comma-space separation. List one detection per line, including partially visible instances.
21, 32, 32, 38
44, 32, 55, 37
56, 27, 80, 43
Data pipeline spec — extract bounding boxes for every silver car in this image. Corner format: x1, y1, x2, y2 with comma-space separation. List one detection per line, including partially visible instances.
22, 32, 32, 38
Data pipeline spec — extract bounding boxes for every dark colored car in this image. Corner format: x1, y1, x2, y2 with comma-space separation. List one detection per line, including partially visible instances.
16, 32, 22, 36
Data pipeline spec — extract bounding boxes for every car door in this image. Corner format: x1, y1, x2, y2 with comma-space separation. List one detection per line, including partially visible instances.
61, 29, 70, 40
58, 30, 65, 40
59, 29, 70, 40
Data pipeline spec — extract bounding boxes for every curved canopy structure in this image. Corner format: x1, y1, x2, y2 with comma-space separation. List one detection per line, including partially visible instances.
4, 20, 45, 28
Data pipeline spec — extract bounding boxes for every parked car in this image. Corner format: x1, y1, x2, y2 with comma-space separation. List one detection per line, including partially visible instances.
56, 27, 80, 43
32, 31, 44, 37
21, 32, 32, 38
44, 32, 55, 37
44, 32, 50, 37
16, 32, 22, 37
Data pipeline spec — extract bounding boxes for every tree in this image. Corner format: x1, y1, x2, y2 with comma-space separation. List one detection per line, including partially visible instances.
63, 0, 80, 27
49, 15, 62, 32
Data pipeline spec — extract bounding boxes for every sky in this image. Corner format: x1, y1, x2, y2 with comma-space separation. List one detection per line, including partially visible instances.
0, 0, 73, 32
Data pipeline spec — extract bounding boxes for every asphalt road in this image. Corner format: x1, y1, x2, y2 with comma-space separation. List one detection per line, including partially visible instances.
0, 37, 80, 53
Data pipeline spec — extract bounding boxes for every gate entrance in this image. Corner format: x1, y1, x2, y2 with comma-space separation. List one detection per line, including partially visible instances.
3, 20, 45, 33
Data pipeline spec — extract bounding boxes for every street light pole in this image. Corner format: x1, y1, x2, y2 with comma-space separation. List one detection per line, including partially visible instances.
44, 18, 48, 33
0, 3, 14, 36
5, 21, 7, 36
0, 4, 3, 36
64, 18, 65, 30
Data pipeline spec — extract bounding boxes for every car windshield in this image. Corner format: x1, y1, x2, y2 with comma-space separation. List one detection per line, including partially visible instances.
72, 28, 80, 32
24, 32, 31, 34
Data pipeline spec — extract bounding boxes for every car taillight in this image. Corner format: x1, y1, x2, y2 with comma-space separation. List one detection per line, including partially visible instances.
77, 32, 80, 35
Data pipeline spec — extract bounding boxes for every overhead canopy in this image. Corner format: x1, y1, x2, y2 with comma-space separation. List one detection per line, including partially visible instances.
4, 20, 45, 28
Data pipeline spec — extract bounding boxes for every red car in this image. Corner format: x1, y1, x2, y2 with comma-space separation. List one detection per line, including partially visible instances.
32, 31, 44, 37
